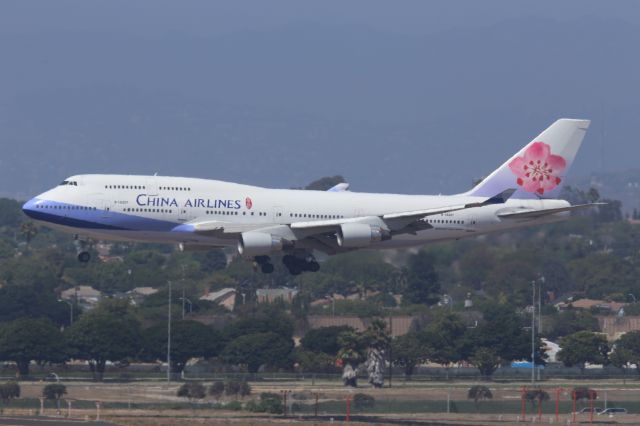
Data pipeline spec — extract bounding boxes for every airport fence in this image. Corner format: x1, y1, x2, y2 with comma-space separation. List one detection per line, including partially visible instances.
3, 384, 640, 421
2, 364, 640, 384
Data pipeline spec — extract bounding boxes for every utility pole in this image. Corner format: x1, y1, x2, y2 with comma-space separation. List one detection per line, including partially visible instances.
167, 280, 172, 383
182, 286, 186, 319
181, 265, 186, 319
388, 313, 393, 388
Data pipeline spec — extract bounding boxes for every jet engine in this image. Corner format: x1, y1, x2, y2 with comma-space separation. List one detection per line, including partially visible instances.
237, 232, 285, 257
336, 223, 390, 248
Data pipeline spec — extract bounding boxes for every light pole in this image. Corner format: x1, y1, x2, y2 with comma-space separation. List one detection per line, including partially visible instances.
538, 276, 545, 333
167, 280, 172, 383
324, 295, 335, 316
180, 296, 193, 319
531, 280, 536, 384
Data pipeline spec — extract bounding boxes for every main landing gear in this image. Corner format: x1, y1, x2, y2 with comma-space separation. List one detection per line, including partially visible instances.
254, 254, 321, 275
282, 254, 320, 275
254, 256, 275, 274
74, 235, 91, 263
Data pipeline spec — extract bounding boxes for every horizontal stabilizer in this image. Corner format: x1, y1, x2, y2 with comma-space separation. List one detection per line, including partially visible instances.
485, 188, 517, 205
383, 189, 516, 221
498, 203, 605, 219
327, 183, 350, 192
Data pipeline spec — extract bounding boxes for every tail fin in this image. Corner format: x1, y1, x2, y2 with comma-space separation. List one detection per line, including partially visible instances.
464, 118, 590, 199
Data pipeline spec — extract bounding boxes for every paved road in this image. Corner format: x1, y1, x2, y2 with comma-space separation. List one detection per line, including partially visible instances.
0, 417, 118, 426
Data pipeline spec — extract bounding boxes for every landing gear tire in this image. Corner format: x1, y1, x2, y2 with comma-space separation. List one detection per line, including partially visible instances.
77, 251, 91, 263
288, 264, 303, 276
255, 256, 274, 274
306, 261, 320, 272
282, 254, 319, 275
282, 255, 300, 275
260, 262, 275, 274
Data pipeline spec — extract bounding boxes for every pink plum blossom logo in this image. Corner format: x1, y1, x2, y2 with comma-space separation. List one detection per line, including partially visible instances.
245, 197, 253, 209
508, 141, 566, 195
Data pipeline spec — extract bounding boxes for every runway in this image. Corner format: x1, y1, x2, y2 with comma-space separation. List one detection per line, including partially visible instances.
0, 417, 118, 426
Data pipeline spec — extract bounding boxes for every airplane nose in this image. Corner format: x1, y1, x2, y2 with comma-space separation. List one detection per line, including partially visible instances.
22, 198, 39, 219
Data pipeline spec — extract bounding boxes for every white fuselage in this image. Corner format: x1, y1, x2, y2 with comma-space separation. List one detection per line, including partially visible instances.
22, 174, 569, 251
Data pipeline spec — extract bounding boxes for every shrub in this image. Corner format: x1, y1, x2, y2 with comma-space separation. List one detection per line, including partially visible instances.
0, 382, 20, 404
225, 400, 243, 411
239, 381, 252, 398
468, 385, 493, 409
352, 393, 375, 411
42, 383, 67, 412
42, 383, 67, 400
247, 392, 283, 414
177, 382, 206, 402
573, 387, 597, 403
208, 381, 225, 399
525, 388, 550, 409
225, 380, 241, 398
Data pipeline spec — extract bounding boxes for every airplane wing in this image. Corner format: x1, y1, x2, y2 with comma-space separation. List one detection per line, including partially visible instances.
291, 188, 516, 229
172, 220, 268, 237
173, 189, 515, 253
497, 203, 605, 219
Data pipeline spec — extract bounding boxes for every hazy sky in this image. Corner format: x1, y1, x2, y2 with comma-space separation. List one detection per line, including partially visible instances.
2, 1, 639, 36
1, 1, 639, 199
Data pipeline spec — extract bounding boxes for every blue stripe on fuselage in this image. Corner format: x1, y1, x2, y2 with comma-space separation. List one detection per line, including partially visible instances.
22, 198, 180, 232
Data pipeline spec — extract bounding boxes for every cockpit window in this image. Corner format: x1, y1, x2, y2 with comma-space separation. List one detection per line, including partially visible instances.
59, 180, 69, 186
59, 180, 78, 186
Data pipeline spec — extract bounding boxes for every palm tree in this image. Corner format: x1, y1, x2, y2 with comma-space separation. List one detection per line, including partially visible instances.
19, 221, 38, 253
468, 385, 493, 411
363, 319, 391, 388
337, 330, 365, 387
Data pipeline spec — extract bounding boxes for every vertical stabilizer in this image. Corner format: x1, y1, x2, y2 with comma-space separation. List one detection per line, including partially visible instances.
464, 119, 590, 199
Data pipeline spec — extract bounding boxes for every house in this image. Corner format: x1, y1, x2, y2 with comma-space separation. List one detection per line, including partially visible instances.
199, 288, 236, 311
60, 285, 102, 310
599, 316, 640, 341
555, 298, 627, 314
256, 287, 298, 304
126, 287, 159, 304
306, 315, 416, 337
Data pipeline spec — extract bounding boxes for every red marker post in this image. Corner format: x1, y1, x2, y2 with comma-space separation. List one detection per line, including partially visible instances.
538, 393, 542, 421
555, 387, 562, 423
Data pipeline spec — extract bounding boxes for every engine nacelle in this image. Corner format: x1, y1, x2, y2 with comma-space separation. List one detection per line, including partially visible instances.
237, 232, 284, 257
336, 223, 390, 248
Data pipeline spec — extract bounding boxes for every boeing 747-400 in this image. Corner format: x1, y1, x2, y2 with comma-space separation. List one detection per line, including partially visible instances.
23, 119, 599, 274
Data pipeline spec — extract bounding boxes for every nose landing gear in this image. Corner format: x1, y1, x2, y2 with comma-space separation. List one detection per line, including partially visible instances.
77, 251, 91, 263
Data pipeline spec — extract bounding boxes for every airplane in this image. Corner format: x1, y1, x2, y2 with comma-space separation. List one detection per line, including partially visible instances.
22, 118, 600, 275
